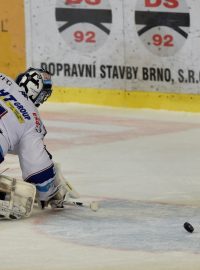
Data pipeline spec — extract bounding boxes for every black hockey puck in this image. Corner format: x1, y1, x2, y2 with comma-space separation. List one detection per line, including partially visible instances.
183, 222, 194, 233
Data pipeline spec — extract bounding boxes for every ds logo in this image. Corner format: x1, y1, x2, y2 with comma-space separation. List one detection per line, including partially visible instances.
55, 0, 112, 53
135, 0, 190, 57
66, 0, 101, 4
145, 0, 179, 8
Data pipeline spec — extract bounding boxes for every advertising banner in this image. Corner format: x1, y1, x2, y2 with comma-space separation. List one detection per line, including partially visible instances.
25, 0, 200, 95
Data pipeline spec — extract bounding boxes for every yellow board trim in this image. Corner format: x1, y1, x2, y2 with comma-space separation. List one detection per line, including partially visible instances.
0, 0, 26, 78
49, 87, 200, 113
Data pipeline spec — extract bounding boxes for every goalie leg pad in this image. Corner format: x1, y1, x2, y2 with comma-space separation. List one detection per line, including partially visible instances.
0, 175, 36, 219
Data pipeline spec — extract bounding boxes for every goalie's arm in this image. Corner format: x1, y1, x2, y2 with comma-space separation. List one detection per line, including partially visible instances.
16, 133, 59, 201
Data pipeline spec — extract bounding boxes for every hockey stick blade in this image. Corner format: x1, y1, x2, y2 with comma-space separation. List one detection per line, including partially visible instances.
63, 200, 99, 212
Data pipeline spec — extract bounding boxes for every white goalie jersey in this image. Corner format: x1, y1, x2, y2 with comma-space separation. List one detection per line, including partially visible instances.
0, 73, 56, 202
0, 70, 83, 219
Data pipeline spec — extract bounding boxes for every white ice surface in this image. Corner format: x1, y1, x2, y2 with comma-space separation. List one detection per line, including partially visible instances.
1, 103, 200, 270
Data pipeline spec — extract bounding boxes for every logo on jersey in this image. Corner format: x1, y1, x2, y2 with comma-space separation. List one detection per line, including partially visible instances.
19, 90, 29, 100
135, 0, 190, 57
0, 74, 12, 86
0, 89, 31, 123
33, 112, 42, 133
32, 112, 47, 137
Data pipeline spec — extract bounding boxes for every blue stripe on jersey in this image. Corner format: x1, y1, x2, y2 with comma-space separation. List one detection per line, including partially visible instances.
25, 164, 55, 184
0, 145, 4, 163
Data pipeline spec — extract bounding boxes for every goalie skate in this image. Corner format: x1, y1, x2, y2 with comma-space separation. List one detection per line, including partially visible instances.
0, 175, 36, 219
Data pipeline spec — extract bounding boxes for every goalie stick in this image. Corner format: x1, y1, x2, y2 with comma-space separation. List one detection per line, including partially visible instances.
63, 200, 99, 212
54, 163, 99, 212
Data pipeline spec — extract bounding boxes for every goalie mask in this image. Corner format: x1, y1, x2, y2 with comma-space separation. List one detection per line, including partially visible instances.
15, 68, 52, 107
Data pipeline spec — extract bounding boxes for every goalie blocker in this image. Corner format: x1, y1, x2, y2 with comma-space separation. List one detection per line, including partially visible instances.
0, 175, 36, 219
